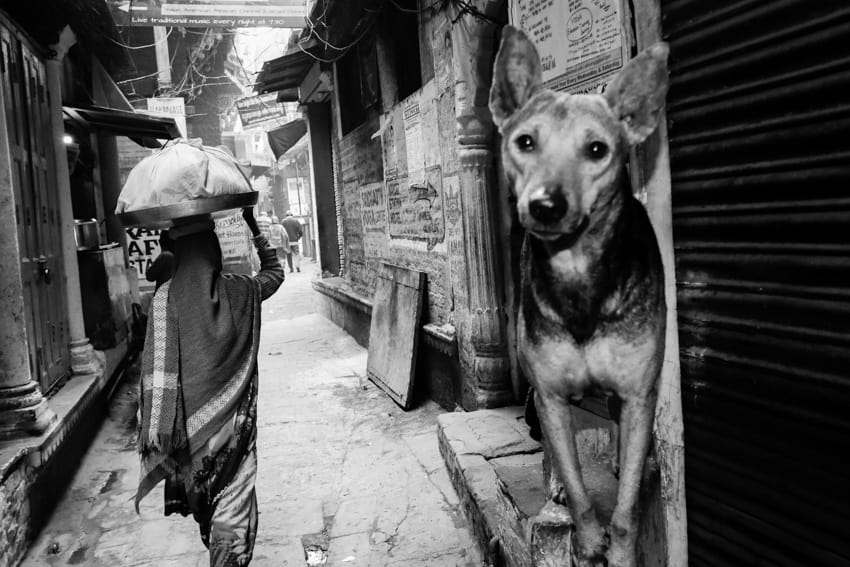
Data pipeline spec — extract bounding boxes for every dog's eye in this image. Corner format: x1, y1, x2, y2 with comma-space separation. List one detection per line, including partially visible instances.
515, 134, 536, 152
586, 141, 609, 160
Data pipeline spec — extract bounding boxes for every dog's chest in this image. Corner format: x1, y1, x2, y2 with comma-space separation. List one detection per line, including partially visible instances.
518, 309, 661, 396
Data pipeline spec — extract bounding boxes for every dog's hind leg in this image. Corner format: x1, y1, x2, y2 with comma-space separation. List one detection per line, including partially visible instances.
535, 390, 607, 566
607, 394, 623, 478
605, 394, 656, 567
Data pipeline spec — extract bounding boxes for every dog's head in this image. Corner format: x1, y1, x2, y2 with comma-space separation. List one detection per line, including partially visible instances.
490, 26, 669, 241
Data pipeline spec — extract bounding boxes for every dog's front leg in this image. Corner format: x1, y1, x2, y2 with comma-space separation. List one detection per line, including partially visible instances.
606, 394, 656, 567
535, 390, 607, 566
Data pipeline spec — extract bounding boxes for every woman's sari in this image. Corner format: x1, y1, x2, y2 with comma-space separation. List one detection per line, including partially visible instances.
135, 230, 283, 566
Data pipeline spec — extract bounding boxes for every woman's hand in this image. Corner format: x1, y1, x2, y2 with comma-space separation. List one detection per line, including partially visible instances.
242, 207, 260, 237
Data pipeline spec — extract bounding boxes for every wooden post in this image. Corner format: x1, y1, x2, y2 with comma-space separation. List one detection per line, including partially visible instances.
632, 2, 689, 565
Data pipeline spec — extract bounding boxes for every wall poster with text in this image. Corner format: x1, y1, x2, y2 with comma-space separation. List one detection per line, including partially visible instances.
509, 0, 629, 94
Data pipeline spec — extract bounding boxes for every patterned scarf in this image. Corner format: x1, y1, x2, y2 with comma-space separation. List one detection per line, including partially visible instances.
135, 231, 261, 511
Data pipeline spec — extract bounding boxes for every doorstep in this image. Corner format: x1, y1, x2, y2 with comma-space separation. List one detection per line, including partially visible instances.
0, 337, 133, 567
437, 406, 620, 567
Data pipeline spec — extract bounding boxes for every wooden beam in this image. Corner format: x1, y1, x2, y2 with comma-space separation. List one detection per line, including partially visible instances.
631, 1, 689, 566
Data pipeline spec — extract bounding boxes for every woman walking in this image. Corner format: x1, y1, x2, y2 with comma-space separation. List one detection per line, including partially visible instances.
135, 208, 284, 566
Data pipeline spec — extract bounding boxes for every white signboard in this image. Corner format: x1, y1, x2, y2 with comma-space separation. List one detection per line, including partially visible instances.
510, 0, 627, 94
145, 97, 188, 137
126, 0, 307, 28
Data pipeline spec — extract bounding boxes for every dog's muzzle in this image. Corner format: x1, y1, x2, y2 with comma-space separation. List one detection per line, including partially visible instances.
528, 186, 568, 224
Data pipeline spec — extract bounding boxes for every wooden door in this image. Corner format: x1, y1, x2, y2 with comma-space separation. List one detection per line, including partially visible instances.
1, 25, 69, 392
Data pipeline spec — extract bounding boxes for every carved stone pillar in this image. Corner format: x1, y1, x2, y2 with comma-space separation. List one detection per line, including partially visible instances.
48, 29, 101, 376
452, 4, 513, 409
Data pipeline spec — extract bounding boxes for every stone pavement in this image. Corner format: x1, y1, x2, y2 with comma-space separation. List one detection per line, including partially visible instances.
21, 261, 483, 567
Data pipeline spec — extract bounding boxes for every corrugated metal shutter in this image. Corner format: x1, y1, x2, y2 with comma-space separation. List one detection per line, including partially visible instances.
660, 1, 850, 566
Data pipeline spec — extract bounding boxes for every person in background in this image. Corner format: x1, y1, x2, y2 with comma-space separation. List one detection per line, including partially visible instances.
135, 208, 284, 567
269, 216, 290, 267
281, 210, 303, 273
256, 210, 272, 241
146, 231, 175, 291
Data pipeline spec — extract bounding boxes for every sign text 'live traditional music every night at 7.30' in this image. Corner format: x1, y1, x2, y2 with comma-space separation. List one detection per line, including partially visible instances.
118, 0, 307, 28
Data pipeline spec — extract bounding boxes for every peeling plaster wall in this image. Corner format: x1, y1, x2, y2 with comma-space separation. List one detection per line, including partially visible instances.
332, 8, 465, 327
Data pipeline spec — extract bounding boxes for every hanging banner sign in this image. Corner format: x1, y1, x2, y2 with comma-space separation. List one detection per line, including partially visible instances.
509, 0, 628, 94
125, 0, 307, 28
236, 94, 288, 128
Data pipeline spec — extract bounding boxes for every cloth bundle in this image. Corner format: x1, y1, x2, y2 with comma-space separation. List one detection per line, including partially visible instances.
116, 139, 252, 213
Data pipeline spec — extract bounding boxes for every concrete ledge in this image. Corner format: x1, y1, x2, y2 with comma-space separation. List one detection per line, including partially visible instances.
313, 276, 463, 410
0, 336, 134, 567
313, 277, 372, 347
437, 407, 543, 567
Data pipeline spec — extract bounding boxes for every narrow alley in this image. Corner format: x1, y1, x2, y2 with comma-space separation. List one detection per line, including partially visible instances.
21, 262, 482, 567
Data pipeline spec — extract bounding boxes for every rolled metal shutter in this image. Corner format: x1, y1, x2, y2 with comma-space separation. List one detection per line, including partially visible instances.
661, 1, 850, 566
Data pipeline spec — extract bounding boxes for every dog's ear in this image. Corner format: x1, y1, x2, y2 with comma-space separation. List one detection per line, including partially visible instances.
489, 26, 543, 129
604, 42, 670, 145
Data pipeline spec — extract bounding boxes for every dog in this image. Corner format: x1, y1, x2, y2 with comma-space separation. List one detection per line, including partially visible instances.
489, 27, 669, 567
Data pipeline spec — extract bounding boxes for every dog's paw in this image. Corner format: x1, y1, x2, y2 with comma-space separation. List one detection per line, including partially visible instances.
610, 453, 620, 479
605, 543, 636, 567
571, 521, 608, 567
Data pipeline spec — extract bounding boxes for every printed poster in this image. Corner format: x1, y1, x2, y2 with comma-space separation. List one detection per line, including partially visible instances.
510, 0, 627, 94
126, 227, 164, 290
215, 213, 256, 275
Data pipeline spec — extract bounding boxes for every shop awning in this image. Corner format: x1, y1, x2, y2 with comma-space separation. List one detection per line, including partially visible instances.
254, 39, 321, 99
267, 119, 307, 160
63, 106, 181, 148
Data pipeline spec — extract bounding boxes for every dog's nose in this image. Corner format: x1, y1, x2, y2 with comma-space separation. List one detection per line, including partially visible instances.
529, 188, 568, 224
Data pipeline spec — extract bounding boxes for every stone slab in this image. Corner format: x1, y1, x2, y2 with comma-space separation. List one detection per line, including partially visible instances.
438, 406, 626, 567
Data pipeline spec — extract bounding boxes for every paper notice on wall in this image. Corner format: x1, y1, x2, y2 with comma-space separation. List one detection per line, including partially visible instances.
510, 0, 626, 94
215, 212, 255, 275
403, 95, 425, 185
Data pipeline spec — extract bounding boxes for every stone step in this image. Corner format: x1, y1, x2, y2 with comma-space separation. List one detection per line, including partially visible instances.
437, 405, 663, 566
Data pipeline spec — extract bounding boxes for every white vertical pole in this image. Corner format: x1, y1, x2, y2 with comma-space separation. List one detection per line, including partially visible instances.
153, 27, 172, 92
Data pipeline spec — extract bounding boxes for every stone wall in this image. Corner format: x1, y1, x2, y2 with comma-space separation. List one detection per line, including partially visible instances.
0, 459, 35, 567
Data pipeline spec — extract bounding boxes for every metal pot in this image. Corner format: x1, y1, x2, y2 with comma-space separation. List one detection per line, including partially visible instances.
74, 219, 101, 251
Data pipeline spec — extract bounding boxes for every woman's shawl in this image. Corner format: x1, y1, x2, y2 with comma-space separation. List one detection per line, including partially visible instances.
135, 233, 262, 510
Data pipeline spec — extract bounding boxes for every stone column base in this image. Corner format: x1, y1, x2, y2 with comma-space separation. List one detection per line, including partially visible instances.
470, 352, 514, 409
0, 382, 57, 440
70, 339, 103, 377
